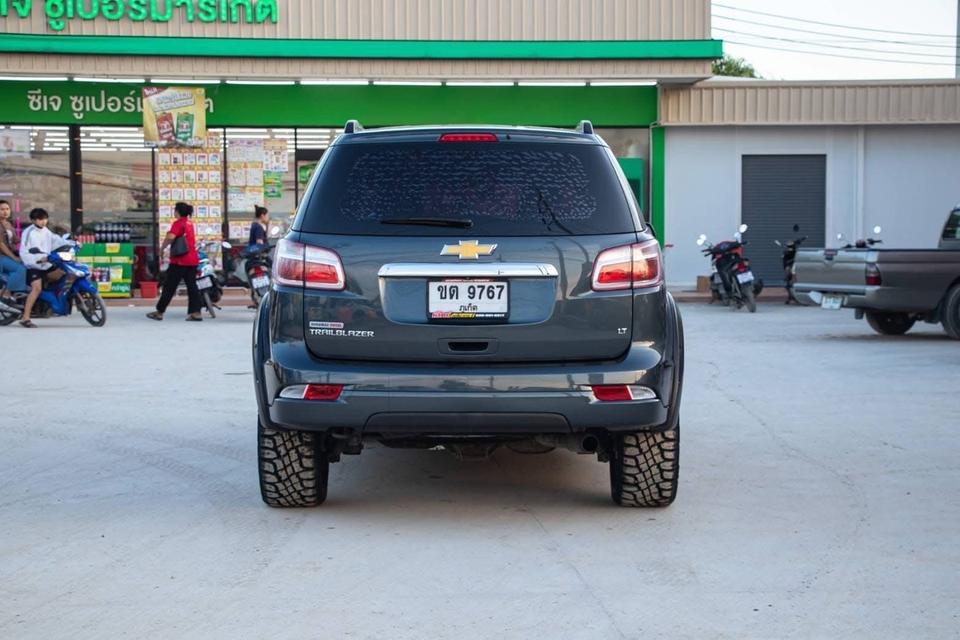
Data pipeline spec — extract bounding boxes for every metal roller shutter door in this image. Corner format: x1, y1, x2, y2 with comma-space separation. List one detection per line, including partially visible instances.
741, 155, 826, 285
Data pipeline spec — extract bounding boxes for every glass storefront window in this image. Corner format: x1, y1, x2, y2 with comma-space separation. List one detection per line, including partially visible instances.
0, 125, 70, 233
80, 126, 154, 246
294, 128, 337, 207
225, 127, 297, 242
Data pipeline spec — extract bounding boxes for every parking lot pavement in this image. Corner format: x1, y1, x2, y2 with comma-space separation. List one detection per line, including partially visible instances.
1, 303, 957, 639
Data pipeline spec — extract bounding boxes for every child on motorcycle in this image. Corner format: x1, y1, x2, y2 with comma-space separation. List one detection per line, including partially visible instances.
18, 208, 69, 328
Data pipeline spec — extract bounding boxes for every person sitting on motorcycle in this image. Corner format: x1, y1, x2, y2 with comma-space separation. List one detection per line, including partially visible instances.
18, 208, 68, 328
247, 205, 269, 254
0, 199, 27, 303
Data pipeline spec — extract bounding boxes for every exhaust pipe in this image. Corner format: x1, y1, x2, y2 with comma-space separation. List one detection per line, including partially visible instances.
581, 434, 600, 453
554, 433, 601, 455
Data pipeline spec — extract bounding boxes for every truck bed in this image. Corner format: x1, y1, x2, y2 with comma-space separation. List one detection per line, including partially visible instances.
794, 247, 960, 313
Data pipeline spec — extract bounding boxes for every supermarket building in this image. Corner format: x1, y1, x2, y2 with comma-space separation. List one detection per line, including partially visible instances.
1, 0, 958, 290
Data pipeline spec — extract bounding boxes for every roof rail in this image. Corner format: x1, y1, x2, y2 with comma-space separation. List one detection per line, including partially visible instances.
576, 120, 594, 135
344, 119, 364, 134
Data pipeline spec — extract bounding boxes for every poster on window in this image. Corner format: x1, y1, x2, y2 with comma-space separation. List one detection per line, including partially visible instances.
0, 129, 30, 159
142, 87, 207, 148
263, 139, 289, 172
227, 139, 265, 215
156, 132, 224, 269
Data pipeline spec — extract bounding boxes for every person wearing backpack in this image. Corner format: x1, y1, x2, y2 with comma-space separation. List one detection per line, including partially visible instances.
147, 201, 202, 322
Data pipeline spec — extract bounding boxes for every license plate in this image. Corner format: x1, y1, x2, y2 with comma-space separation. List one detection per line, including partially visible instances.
821, 294, 844, 310
736, 271, 755, 284
251, 276, 270, 289
197, 276, 213, 290
428, 279, 508, 321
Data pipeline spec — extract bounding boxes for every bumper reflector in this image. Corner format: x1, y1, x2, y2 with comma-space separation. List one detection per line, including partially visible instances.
279, 384, 344, 401
590, 385, 656, 402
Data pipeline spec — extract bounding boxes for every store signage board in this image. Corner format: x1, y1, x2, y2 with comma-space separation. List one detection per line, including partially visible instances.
0, 0, 278, 32
0, 81, 658, 128
142, 86, 207, 147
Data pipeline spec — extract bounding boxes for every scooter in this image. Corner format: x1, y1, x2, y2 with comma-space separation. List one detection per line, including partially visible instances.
222, 241, 272, 306
775, 224, 808, 305
0, 240, 106, 327
195, 241, 224, 318
697, 224, 764, 313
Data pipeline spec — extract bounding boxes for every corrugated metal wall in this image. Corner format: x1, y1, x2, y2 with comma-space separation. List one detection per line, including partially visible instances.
661, 81, 960, 126
3, 0, 710, 41
0, 53, 711, 81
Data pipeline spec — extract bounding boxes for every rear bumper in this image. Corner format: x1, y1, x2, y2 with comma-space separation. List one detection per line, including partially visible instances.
269, 388, 668, 435
255, 295, 683, 437
795, 285, 937, 313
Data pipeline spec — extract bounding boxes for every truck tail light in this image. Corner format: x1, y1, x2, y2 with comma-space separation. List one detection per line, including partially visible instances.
592, 240, 662, 291
273, 238, 345, 290
865, 263, 882, 286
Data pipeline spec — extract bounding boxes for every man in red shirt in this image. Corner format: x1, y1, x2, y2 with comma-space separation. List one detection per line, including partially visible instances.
147, 202, 203, 321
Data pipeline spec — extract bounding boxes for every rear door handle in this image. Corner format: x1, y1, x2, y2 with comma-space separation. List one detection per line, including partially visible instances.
438, 339, 499, 356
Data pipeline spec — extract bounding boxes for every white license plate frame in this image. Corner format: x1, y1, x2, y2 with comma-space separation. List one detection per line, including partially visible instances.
428, 279, 509, 322
196, 276, 213, 290
821, 294, 844, 310
736, 271, 755, 284
251, 276, 270, 290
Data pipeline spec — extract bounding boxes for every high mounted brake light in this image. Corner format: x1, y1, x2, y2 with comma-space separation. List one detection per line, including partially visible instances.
438, 133, 498, 143
591, 239, 663, 291
273, 238, 345, 290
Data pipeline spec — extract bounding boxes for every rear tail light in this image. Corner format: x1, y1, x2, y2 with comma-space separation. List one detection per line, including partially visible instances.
865, 263, 882, 286
438, 132, 498, 143
273, 238, 345, 290
303, 384, 344, 401
279, 384, 344, 401
590, 385, 656, 402
591, 239, 662, 291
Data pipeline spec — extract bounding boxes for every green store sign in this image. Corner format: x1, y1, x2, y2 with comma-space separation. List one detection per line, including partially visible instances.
0, 0, 278, 31
0, 80, 659, 128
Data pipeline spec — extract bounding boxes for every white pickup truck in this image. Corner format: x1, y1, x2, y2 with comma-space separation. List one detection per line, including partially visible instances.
794, 207, 960, 338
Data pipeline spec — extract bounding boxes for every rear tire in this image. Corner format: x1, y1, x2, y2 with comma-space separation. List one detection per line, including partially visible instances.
743, 286, 757, 313
941, 284, 960, 340
609, 425, 679, 508
75, 291, 107, 327
258, 421, 329, 508
866, 311, 915, 336
202, 291, 216, 318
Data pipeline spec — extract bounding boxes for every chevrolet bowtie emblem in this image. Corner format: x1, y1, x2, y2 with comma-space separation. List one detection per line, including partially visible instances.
441, 240, 498, 260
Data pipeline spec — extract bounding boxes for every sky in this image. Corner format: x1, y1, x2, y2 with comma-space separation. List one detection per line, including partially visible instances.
713, 0, 959, 80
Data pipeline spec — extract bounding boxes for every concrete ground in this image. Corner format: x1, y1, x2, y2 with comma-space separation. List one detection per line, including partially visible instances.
1, 303, 957, 639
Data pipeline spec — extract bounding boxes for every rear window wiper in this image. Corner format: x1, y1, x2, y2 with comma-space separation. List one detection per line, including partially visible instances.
380, 217, 474, 229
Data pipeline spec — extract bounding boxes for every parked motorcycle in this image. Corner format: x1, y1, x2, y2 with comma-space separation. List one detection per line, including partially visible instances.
0, 240, 106, 327
195, 241, 224, 318
838, 225, 883, 249
697, 224, 764, 313
222, 241, 272, 306
775, 224, 808, 305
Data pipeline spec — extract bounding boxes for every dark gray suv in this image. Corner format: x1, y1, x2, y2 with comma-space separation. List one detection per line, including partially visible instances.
253, 121, 684, 507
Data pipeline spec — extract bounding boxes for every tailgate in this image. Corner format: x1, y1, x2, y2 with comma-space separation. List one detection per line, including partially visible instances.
299, 232, 638, 363
795, 248, 872, 293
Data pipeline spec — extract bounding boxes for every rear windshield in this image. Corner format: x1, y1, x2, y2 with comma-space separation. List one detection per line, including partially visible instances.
943, 210, 960, 240
298, 141, 638, 236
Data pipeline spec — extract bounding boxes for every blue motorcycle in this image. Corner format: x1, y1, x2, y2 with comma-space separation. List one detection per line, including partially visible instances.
0, 241, 106, 327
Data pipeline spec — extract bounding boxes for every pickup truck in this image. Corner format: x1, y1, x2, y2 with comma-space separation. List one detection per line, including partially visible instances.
794, 207, 960, 338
